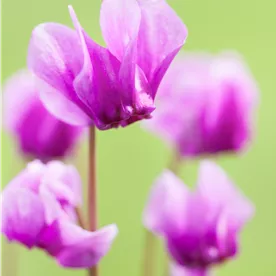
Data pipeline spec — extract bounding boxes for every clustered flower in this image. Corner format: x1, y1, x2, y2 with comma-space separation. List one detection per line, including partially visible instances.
143, 161, 254, 275
1, 160, 117, 268
27, 1, 187, 130
144, 52, 258, 157
2, 0, 258, 275
3, 70, 84, 161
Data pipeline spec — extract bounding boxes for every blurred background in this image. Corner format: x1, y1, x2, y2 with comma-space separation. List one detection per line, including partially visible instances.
2, 0, 276, 275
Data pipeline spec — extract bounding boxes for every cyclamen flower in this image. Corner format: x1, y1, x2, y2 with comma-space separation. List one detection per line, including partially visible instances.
3, 70, 83, 161
1, 160, 118, 268
143, 161, 254, 270
144, 52, 258, 157
28, 0, 187, 130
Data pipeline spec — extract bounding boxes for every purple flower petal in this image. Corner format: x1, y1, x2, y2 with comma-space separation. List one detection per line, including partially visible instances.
3, 70, 84, 160
1, 188, 45, 248
143, 170, 190, 235
197, 160, 254, 230
38, 220, 118, 268
42, 161, 82, 206
171, 263, 209, 276
57, 223, 118, 268
69, 6, 133, 130
28, 22, 93, 126
137, 0, 188, 94
7, 160, 45, 192
39, 184, 66, 225
100, 0, 141, 61
3, 70, 38, 132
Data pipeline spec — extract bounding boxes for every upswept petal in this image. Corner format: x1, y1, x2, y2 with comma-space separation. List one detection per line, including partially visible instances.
100, 0, 141, 61
1, 188, 45, 248
57, 223, 118, 268
69, 6, 131, 130
39, 184, 66, 224
137, 0, 188, 94
143, 170, 190, 234
43, 161, 82, 206
38, 79, 92, 126
38, 220, 118, 268
7, 160, 44, 192
28, 22, 93, 126
204, 52, 259, 151
197, 161, 254, 229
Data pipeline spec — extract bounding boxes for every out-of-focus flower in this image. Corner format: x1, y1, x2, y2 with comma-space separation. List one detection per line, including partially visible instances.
27, 0, 187, 130
3, 70, 83, 161
143, 52, 259, 157
143, 161, 254, 269
171, 262, 210, 276
1, 160, 118, 268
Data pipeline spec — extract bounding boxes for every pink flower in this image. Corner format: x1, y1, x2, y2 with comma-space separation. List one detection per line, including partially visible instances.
3, 70, 83, 161
143, 161, 254, 269
144, 52, 258, 157
1, 160, 118, 268
27, 1, 187, 130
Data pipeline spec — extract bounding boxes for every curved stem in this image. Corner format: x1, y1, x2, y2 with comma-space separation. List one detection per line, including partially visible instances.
168, 149, 182, 174
163, 150, 183, 276
87, 126, 98, 276
75, 207, 86, 229
142, 150, 183, 276
142, 230, 157, 276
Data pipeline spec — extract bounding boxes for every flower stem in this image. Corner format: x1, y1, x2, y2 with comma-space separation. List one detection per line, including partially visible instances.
163, 150, 182, 276
142, 230, 157, 276
88, 126, 98, 276
75, 207, 86, 229
168, 149, 182, 174
142, 150, 182, 276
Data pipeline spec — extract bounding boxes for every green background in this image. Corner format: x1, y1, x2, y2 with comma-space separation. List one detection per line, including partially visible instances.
2, 0, 276, 275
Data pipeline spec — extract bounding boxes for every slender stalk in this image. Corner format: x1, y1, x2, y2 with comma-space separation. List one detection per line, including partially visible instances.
168, 149, 182, 174
87, 126, 98, 276
3, 243, 18, 276
75, 207, 86, 229
142, 150, 182, 276
142, 230, 157, 276
163, 150, 182, 276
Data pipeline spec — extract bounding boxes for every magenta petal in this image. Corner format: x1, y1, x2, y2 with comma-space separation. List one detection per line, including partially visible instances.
7, 160, 45, 192
39, 184, 65, 225
1, 188, 45, 248
137, 0, 188, 94
100, 0, 141, 61
143, 170, 190, 235
43, 161, 82, 206
3, 70, 38, 132
69, 6, 132, 130
38, 79, 91, 126
3, 70, 84, 159
171, 263, 209, 276
68, 6, 95, 118
28, 22, 93, 126
197, 161, 254, 230
55, 223, 118, 268
28, 23, 79, 91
